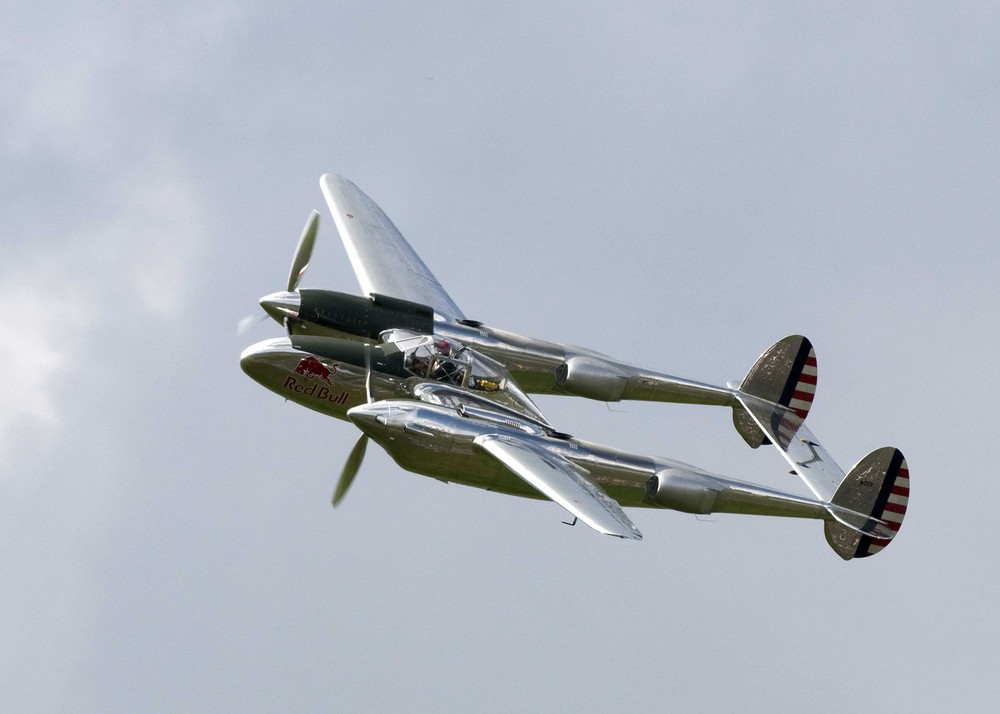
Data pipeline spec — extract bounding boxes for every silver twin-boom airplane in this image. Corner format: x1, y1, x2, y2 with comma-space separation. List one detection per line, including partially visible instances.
239, 174, 909, 560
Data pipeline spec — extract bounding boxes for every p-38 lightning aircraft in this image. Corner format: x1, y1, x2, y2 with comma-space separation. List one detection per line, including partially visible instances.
239, 173, 908, 559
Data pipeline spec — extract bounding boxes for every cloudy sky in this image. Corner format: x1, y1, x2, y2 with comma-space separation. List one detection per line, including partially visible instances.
4, 3, 998, 711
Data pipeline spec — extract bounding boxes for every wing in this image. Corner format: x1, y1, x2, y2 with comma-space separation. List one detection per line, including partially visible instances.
320, 173, 466, 322
734, 392, 844, 502
474, 434, 642, 540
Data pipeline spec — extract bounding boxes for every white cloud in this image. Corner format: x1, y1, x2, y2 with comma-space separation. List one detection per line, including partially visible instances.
0, 155, 208, 461
0, 267, 92, 461
0, 2, 233, 460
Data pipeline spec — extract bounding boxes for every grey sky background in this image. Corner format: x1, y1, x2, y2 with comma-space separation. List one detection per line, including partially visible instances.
3, 3, 998, 711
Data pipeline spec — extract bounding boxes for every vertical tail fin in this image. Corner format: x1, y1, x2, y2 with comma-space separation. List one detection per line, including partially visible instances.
825, 447, 909, 560
733, 335, 817, 447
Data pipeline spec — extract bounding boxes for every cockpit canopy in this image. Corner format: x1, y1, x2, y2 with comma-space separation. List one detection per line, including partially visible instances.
385, 331, 548, 424
388, 332, 503, 392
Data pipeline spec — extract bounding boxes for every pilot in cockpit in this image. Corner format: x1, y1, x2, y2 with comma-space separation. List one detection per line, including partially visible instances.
431, 340, 462, 383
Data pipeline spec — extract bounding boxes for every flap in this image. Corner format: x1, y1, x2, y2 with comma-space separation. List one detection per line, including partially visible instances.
474, 434, 642, 540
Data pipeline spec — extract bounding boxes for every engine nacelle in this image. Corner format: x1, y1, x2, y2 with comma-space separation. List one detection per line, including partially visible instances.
298, 289, 434, 339
645, 469, 721, 514
554, 356, 630, 402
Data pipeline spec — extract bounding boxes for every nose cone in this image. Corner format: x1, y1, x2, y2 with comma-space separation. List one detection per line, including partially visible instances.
239, 337, 293, 383
347, 402, 390, 439
260, 291, 301, 322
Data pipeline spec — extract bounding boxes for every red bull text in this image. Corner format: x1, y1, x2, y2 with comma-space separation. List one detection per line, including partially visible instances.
281, 375, 350, 405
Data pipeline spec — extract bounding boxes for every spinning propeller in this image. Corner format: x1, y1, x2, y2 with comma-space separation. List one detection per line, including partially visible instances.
332, 343, 376, 507
236, 210, 319, 336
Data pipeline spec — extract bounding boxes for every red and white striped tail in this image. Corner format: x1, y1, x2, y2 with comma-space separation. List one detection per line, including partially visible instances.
825, 448, 909, 560
733, 336, 817, 447
785, 347, 817, 419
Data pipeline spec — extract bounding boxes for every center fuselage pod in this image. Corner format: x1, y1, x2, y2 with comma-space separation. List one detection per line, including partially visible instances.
240, 336, 550, 423
346, 399, 832, 523
240, 338, 402, 420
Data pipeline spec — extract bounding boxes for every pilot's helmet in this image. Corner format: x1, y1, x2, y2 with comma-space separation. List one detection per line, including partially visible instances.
435, 340, 451, 356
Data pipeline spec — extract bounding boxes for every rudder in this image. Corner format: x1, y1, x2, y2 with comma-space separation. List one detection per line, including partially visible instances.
733, 335, 817, 447
825, 447, 909, 560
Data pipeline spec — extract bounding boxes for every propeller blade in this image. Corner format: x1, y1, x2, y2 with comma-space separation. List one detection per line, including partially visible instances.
237, 312, 268, 336
287, 210, 319, 292
333, 434, 368, 507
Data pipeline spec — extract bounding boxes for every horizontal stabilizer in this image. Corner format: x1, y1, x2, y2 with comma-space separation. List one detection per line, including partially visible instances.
733, 392, 843, 502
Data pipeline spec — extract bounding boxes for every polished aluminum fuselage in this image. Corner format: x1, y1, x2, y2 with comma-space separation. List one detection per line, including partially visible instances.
240, 337, 540, 422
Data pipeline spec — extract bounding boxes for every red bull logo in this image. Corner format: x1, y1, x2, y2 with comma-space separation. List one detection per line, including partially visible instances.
294, 355, 336, 384
283, 356, 349, 407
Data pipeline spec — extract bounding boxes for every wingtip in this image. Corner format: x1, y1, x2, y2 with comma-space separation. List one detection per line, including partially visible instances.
603, 523, 643, 541
319, 172, 351, 190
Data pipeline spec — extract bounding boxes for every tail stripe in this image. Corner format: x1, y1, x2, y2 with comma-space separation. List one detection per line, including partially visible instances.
880, 467, 909, 532
780, 347, 818, 418
734, 336, 819, 448
855, 455, 908, 558
862, 541, 887, 557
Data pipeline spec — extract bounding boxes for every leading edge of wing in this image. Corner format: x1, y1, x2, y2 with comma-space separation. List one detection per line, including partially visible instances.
474, 434, 642, 540
320, 173, 466, 323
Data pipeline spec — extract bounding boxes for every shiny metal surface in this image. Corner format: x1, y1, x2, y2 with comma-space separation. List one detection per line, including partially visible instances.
242, 312, 899, 547
476, 434, 642, 539
320, 173, 466, 322
347, 398, 840, 532
260, 291, 301, 321
735, 392, 844, 502
240, 336, 550, 425
437, 321, 735, 405
240, 338, 390, 420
